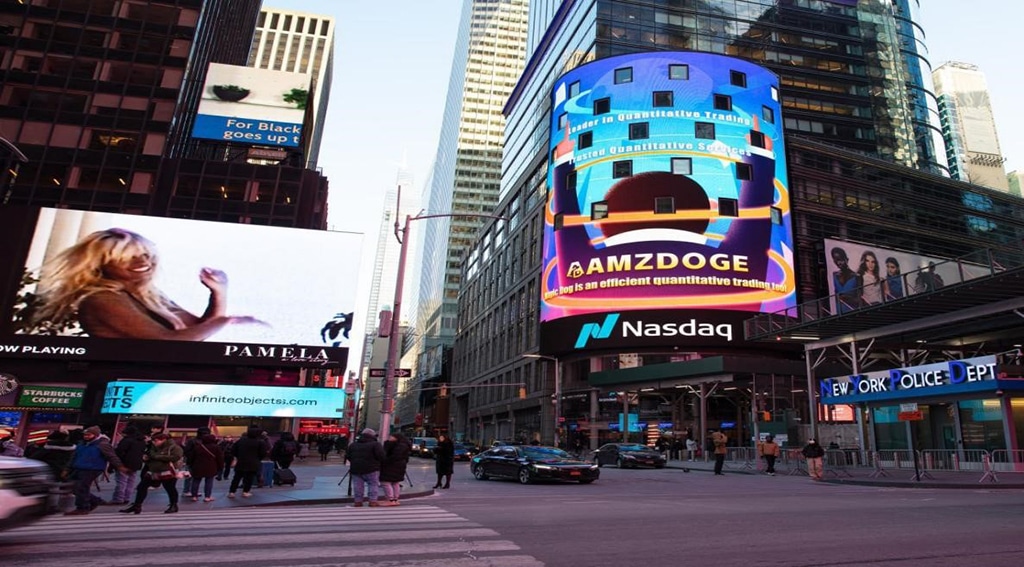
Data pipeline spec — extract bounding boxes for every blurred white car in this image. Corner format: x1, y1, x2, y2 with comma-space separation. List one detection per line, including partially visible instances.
0, 456, 55, 531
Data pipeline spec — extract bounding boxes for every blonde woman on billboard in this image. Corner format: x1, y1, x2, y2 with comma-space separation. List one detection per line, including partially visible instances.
32, 228, 262, 340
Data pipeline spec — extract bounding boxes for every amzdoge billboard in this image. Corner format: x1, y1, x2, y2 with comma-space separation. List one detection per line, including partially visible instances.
540, 52, 795, 354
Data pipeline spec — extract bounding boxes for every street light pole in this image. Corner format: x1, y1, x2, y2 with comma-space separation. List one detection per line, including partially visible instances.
378, 188, 507, 442
523, 353, 561, 448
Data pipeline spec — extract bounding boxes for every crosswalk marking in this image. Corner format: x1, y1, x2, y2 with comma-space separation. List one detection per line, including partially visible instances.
4, 505, 546, 567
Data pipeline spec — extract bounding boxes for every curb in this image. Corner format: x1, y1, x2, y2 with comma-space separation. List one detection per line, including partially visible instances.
240, 489, 437, 508
821, 479, 1024, 490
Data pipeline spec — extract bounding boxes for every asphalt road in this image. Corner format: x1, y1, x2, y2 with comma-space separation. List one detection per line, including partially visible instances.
4, 458, 1023, 566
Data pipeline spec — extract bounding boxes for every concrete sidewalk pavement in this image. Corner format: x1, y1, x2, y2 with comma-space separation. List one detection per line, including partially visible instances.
661, 456, 1024, 488
78, 459, 436, 514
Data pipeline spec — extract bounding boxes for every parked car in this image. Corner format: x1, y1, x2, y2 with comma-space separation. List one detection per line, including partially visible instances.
471, 445, 599, 484
593, 443, 667, 469
411, 437, 438, 458
0, 456, 56, 532
453, 443, 478, 461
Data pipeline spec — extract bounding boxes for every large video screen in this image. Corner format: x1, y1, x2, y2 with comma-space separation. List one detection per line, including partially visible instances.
0, 208, 360, 367
823, 238, 992, 314
101, 381, 346, 418
540, 52, 795, 354
191, 63, 308, 148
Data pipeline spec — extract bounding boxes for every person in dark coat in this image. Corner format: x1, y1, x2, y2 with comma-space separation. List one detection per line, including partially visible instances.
433, 434, 455, 489
317, 436, 334, 461
187, 434, 224, 502
345, 428, 385, 507
28, 430, 76, 480
67, 426, 128, 515
228, 427, 265, 498
380, 433, 412, 506
112, 425, 147, 505
271, 431, 299, 469
217, 436, 235, 480
120, 432, 183, 515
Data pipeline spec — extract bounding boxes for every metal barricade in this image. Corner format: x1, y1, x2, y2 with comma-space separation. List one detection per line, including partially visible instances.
725, 447, 757, 470
782, 448, 808, 476
919, 449, 988, 472
823, 449, 853, 478
874, 449, 916, 470
988, 449, 1024, 473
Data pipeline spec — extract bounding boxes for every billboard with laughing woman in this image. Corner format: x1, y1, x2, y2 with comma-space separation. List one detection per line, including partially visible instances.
0, 207, 361, 366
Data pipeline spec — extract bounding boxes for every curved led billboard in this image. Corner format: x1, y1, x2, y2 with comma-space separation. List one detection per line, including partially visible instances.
540, 52, 795, 354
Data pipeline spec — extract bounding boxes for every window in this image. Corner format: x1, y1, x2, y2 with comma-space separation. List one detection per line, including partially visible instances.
591, 201, 609, 220
614, 67, 633, 84
736, 163, 752, 181
567, 171, 577, 191
569, 81, 581, 98
719, 198, 739, 217
655, 197, 675, 214
612, 160, 633, 178
558, 113, 568, 130
695, 122, 715, 139
669, 64, 689, 80
554, 213, 565, 230
762, 105, 775, 124
730, 70, 747, 88
628, 122, 649, 140
770, 206, 782, 225
714, 94, 732, 111
750, 131, 766, 148
671, 157, 692, 175
653, 91, 674, 107
594, 97, 611, 115
771, 86, 779, 101
578, 132, 593, 149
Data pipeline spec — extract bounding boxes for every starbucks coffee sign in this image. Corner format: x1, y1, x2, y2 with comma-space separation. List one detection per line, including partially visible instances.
17, 386, 85, 409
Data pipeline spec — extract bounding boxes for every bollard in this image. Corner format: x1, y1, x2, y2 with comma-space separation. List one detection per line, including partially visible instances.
979, 453, 999, 483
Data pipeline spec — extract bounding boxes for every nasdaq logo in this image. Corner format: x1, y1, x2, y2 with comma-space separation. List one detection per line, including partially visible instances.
574, 313, 620, 349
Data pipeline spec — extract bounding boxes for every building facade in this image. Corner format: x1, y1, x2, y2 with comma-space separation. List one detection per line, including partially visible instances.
413, 0, 530, 409
932, 61, 1008, 192
449, 0, 1023, 451
247, 6, 334, 169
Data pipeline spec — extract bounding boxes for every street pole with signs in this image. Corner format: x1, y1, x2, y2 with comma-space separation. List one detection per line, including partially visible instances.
522, 353, 561, 447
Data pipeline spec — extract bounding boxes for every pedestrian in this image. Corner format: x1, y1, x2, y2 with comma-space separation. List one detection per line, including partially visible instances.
671, 438, 684, 461
228, 427, 266, 498
28, 430, 76, 480
711, 429, 728, 476
317, 436, 334, 461
112, 425, 147, 505
335, 435, 349, 459
65, 426, 129, 515
802, 438, 825, 480
182, 427, 211, 494
187, 433, 224, 503
433, 434, 455, 489
272, 431, 299, 469
0, 429, 24, 457
685, 436, 697, 461
759, 435, 781, 476
217, 435, 235, 480
380, 433, 412, 506
120, 432, 183, 515
297, 441, 310, 461
345, 428, 385, 507
258, 431, 275, 488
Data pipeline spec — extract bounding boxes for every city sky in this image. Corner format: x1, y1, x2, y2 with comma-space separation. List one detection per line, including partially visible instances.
268, 0, 1024, 374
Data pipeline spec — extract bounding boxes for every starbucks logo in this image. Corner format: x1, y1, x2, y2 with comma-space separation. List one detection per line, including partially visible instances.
0, 373, 18, 396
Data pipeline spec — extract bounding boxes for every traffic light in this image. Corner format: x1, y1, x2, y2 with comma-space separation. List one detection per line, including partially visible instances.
439, 383, 448, 397
518, 387, 527, 399
762, 411, 771, 422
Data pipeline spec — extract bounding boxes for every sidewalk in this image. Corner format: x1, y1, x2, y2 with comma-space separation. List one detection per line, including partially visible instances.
78, 459, 435, 514
662, 457, 1024, 489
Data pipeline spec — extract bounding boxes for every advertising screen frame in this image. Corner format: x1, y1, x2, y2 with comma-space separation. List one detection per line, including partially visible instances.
191, 63, 309, 148
100, 381, 347, 418
539, 52, 796, 355
0, 207, 359, 367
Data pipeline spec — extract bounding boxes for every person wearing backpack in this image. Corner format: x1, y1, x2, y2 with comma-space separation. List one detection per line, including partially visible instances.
272, 431, 299, 469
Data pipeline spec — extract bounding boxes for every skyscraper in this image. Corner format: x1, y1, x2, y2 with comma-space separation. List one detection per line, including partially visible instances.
247, 7, 335, 169
932, 61, 1009, 192
416, 0, 530, 378
0, 0, 259, 211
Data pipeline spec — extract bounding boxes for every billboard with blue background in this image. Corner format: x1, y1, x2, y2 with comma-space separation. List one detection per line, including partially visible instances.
540, 52, 795, 354
101, 381, 346, 418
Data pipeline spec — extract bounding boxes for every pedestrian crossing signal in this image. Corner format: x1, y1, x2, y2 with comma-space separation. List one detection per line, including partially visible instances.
519, 387, 526, 399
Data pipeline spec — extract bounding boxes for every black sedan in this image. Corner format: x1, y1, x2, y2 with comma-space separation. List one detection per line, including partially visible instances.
593, 443, 667, 469
471, 445, 599, 484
